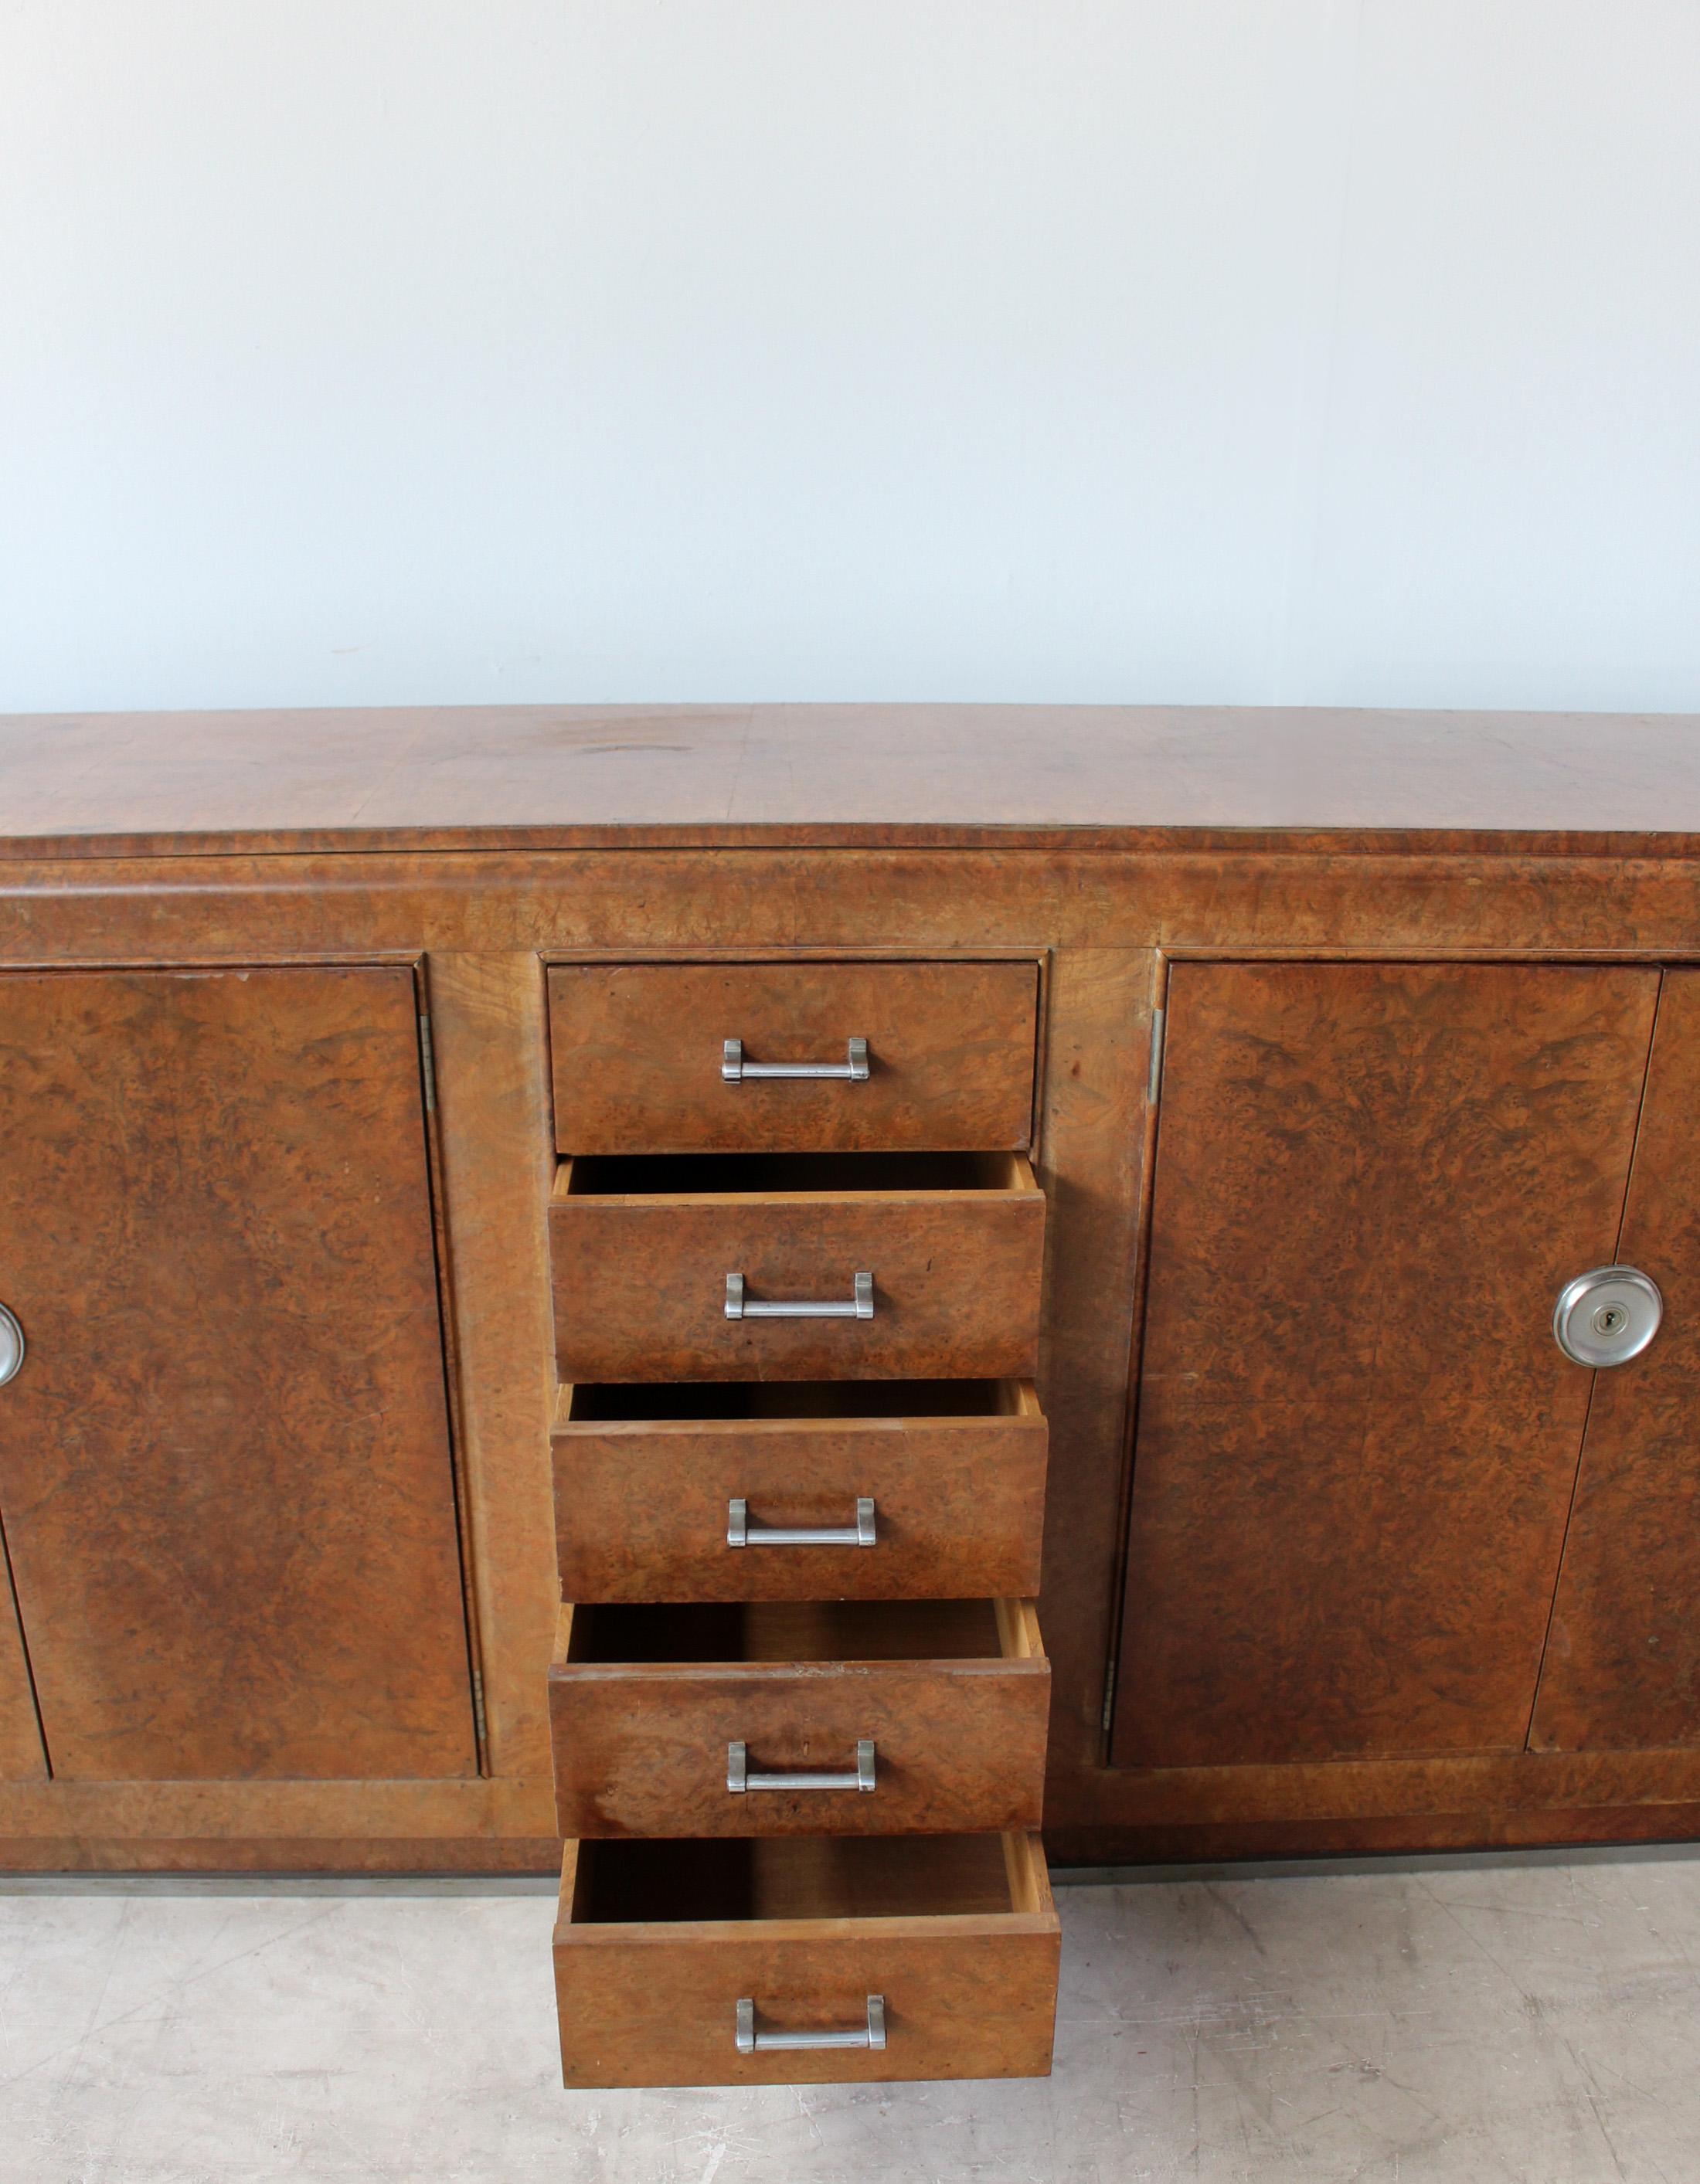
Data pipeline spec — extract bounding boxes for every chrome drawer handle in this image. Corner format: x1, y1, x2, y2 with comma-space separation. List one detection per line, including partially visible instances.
725, 1738, 874, 1791
736, 1995, 886, 2054
726, 1271, 874, 1321
722, 1037, 869, 1083
727, 1496, 876, 1549
727, 1739, 876, 1794
0, 1303, 23, 1389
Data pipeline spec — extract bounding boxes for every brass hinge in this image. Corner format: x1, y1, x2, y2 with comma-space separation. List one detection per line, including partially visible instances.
471, 1664, 488, 1752
419, 1012, 437, 1114
1100, 1661, 1117, 1735
1147, 1007, 1165, 1106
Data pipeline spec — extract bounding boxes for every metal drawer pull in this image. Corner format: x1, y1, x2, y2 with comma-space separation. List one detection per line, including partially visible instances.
1553, 1265, 1664, 1367
722, 1037, 869, 1083
727, 1739, 877, 1794
726, 1271, 874, 1321
736, 1995, 886, 2054
0, 1303, 22, 1390
727, 1496, 876, 1549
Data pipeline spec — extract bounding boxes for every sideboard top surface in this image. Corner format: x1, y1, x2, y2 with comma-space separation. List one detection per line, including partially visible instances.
3, 703, 1698, 859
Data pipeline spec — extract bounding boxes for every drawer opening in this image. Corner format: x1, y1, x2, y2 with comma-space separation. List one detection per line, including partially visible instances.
564, 1597, 1039, 1666
563, 1378, 1029, 1424
567, 1831, 1034, 1924
560, 1150, 1030, 1197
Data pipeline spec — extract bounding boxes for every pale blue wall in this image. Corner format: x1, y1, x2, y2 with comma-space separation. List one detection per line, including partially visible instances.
3, 2, 1698, 712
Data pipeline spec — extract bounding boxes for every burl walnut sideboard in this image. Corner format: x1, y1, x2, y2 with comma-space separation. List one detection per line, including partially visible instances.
5, 702, 1700, 2086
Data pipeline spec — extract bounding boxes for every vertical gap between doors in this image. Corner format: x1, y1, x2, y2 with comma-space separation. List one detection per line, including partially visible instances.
0, 1510, 52, 1778
414, 960, 492, 1781
1099, 949, 1171, 1763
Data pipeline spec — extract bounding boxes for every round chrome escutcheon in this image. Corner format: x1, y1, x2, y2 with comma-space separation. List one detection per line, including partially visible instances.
0, 1303, 22, 1388
1552, 1265, 1663, 1369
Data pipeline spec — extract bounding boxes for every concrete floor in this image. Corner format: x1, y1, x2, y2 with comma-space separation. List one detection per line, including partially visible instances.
2, 1852, 1696, 2183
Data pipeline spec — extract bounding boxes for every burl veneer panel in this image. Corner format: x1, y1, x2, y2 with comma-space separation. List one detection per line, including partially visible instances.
554, 1834, 1059, 2086
552, 1166, 1044, 1383
1535, 970, 1700, 1749
550, 1601, 1048, 1838
1114, 960, 1658, 1770
549, 960, 1039, 1153
555, 1394, 1047, 1602
0, 967, 476, 1780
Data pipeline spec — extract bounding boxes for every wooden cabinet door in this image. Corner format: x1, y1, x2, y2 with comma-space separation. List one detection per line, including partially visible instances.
1533, 971, 1700, 1751
1113, 960, 1658, 1770
0, 1557, 45, 1778
0, 967, 476, 1781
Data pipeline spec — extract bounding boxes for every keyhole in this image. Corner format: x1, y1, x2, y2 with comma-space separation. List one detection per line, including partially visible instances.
1593, 1304, 1627, 1337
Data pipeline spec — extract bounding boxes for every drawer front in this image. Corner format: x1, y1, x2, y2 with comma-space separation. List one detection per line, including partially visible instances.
552, 1160, 1045, 1382
555, 1386, 1047, 1602
549, 960, 1039, 1154
550, 1601, 1049, 1838
555, 1833, 1059, 2086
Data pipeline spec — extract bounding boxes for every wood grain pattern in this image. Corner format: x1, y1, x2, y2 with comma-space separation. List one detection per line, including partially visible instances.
1113, 960, 1658, 1769
15, 847, 1700, 972
556, 1381, 1046, 1601
0, 1834, 559, 1872
0, 967, 477, 1781
1027, 948, 1155, 1819
17, 1742, 1700, 1871
0, 1551, 45, 1779
1049, 1803, 1700, 1865
554, 1831, 1059, 2086
1046, 1737, 1700, 1860
549, 960, 1039, 1153
552, 1153, 1045, 1382
423, 954, 559, 1782
8, 704, 1700, 855
0, 1771, 558, 1870
550, 1599, 1048, 1837
1533, 970, 1700, 1751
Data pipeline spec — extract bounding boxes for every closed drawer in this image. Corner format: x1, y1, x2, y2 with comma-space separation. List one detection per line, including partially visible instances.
555, 1830, 1059, 2085
551, 1150, 1045, 1382
549, 1597, 1049, 1838
548, 960, 1039, 1154
555, 1379, 1047, 1601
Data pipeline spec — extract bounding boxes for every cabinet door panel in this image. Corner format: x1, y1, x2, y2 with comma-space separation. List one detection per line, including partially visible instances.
0, 968, 475, 1782
1114, 961, 1658, 1770
1534, 970, 1700, 1751
0, 1554, 45, 1778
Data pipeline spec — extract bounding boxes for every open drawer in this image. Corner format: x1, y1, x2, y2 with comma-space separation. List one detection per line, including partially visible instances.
550, 1151, 1045, 1381
554, 1830, 1059, 2085
554, 1379, 1048, 1601
549, 1597, 1049, 1837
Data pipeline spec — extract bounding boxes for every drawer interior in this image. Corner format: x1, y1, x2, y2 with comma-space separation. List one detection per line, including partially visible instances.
564, 1377, 1026, 1423
560, 1150, 1028, 1197
566, 1831, 1041, 1923
565, 1597, 1034, 1665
